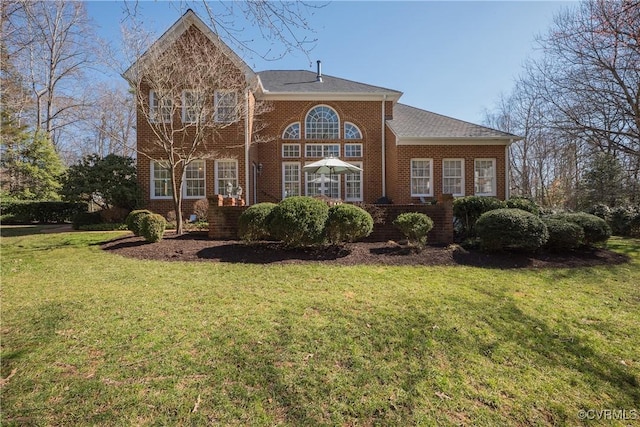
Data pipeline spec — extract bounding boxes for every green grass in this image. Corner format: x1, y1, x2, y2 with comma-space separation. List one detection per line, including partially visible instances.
2, 230, 639, 426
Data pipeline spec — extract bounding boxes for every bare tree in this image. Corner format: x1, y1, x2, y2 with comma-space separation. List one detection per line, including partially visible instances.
123, 17, 270, 234
530, 0, 640, 158
6, 0, 98, 150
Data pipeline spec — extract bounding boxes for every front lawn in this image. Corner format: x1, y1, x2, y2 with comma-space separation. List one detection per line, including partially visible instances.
1, 230, 639, 425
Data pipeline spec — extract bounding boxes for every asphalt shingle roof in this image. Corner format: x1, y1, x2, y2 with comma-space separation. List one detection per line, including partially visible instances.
257, 70, 402, 95
387, 103, 517, 139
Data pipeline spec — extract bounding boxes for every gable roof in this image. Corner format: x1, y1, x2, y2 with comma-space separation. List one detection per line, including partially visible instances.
123, 9, 256, 84
256, 70, 402, 101
387, 103, 519, 142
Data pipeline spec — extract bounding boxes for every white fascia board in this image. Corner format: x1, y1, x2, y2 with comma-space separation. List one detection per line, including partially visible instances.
396, 137, 515, 146
256, 92, 402, 102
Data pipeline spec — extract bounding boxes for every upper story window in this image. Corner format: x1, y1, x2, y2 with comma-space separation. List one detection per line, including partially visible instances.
305, 105, 339, 139
214, 90, 237, 123
344, 144, 362, 158
283, 122, 300, 139
149, 90, 172, 123
182, 90, 203, 123
282, 143, 301, 158
344, 122, 362, 139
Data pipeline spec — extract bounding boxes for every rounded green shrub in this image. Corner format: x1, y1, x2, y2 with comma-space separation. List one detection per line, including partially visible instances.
453, 196, 506, 237
543, 218, 585, 251
268, 196, 329, 247
393, 212, 434, 248
238, 202, 277, 243
141, 213, 166, 243
325, 204, 373, 244
505, 196, 541, 216
588, 203, 612, 222
549, 212, 611, 246
125, 209, 152, 236
476, 208, 548, 252
609, 205, 638, 236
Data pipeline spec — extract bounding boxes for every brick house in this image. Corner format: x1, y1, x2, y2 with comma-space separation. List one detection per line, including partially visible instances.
128, 10, 518, 218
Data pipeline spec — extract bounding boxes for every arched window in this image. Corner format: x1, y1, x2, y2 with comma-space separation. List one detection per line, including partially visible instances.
344, 122, 362, 139
282, 122, 300, 139
305, 105, 339, 139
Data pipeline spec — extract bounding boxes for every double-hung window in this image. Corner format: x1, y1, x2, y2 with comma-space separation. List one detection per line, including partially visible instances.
215, 159, 238, 195
443, 159, 464, 196
149, 90, 172, 123
182, 90, 203, 123
282, 162, 301, 198
410, 159, 433, 197
151, 161, 173, 199
344, 161, 363, 202
184, 160, 205, 198
474, 159, 496, 196
214, 90, 237, 123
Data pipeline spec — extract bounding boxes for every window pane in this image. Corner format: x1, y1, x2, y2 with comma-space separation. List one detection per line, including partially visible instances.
411, 159, 431, 196
443, 159, 463, 195
475, 160, 495, 195
215, 91, 237, 123
283, 163, 300, 198
283, 123, 300, 139
153, 162, 172, 197
185, 160, 205, 197
306, 172, 339, 198
345, 163, 362, 201
217, 160, 237, 195
344, 144, 362, 157
282, 144, 300, 158
344, 122, 362, 139
305, 106, 339, 139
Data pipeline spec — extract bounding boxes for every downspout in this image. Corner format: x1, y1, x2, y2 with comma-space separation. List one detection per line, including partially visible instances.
381, 95, 387, 197
505, 142, 511, 200
244, 89, 251, 205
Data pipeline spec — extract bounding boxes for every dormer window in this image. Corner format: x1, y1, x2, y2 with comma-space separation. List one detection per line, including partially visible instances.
305, 105, 339, 139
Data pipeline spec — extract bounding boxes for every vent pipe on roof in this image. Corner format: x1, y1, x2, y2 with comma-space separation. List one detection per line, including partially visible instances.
316, 60, 323, 82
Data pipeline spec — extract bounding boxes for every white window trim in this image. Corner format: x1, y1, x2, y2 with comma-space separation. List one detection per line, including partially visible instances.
214, 90, 237, 123
344, 161, 363, 202
442, 158, 465, 197
282, 122, 301, 140
282, 162, 301, 199
304, 143, 340, 158
183, 160, 206, 199
214, 159, 239, 195
344, 122, 363, 140
304, 104, 340, 140
410, 158, 433, 197
282, 143, 301, 158
150, 161, 173, 200
149, 90, 171, 124
474, 158, 497, 196
344, 143, 363, 158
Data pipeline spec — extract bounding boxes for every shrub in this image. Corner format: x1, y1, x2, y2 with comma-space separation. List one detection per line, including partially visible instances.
125, 209, 152, 236
393, 212, 434, 248
476, 208, 548, 252
609, 205, 638, 236
238, 202, 277, 243
99, 207, 130, 223
505, 196, 541, 216
72, 211, 103, 230
193, 198, 209, 221
548, 212, 611, 246
588, 203, 612, 222
141, 213, 166, 243
268, 196, 329, 247
78, 223, 128, 231
0, 200, 87, 223
166, 210, 177, 222
325, 204, 374, 244
543, 218, 585, 251
453, 196, 506, 237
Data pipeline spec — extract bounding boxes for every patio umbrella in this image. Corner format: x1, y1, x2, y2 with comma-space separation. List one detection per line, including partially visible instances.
303, 157, 363, 198
308, 176, 339, 184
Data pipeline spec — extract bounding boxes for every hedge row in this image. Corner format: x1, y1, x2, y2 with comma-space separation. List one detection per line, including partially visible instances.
0, 200, 87, 223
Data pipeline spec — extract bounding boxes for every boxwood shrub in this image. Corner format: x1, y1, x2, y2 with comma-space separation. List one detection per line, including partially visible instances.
476, 208, 548, 252
453, 196, 506, 237
325, 204, 373, 244
393, 212, 434, 248
141, 213, 166, 243
0, 200, 87, 223
268, 196, 329, 247
238, 202, 276, 243
505, 196, 541, 216
548, 212, 610, 246
125, 209, 152, 236
542, 218, 585, 251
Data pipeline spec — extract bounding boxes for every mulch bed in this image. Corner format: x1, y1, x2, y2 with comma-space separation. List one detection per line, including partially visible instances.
101, 232, 630, 269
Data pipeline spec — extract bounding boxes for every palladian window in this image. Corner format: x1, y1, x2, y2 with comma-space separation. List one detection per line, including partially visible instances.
305, 106, 339, 139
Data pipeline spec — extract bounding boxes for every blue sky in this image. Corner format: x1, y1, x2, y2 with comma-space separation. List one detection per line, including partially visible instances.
87, 1, 573, 124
